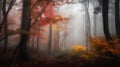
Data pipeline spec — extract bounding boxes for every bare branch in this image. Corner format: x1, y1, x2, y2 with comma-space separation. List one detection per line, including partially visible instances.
0, 0, 16, 31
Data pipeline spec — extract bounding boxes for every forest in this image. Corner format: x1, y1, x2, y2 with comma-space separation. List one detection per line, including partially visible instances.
0, 0, 120, 67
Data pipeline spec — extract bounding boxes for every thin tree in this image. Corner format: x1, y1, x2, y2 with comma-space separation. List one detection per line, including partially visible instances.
2, 0, 8, 53
0, 0, 16, 31
48, 20, 52, 53
0, 0, 16, 53
84, 0, 91, 49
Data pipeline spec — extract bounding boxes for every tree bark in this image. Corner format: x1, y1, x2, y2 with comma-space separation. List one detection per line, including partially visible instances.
102, 0, 112, 41
17, 0, 31, 60
2, 0, 8, 53
115, 0, 120, 39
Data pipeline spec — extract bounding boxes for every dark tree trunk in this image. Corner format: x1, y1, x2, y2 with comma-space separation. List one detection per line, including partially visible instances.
17, 0, 31, 60
115, 0, 120, 39
0, 0, 16, 52
0, 0, 16, 31
102, 0, 112, 41
3, 14, 8, 53
2, 0, 8, 53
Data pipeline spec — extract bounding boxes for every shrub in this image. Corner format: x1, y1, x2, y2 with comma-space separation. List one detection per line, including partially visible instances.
70, 44, 87, 56
90, 37, 120, 57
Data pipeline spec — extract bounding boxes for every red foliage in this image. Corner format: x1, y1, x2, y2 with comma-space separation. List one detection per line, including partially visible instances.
30, 0, 70, 40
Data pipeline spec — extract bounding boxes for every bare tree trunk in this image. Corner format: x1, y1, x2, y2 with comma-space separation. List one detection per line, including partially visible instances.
37, 36, 40, 51
36, 24, 42, 51
31, 36, 34, 48
53, 23, 59, 52
0, 0, 16, 32
59, 22, 69, 48
84, 0, 91, 50
56, 23, 60, 51
102, 0, 112, 41
3, 14, 8, 53
93, 0, 97, 37
93, 14, 96, 37
37, 38, 39, 50
54, 31, 57, 50
115, 0, 120, 39
48, 22, 52, 53
16, 0, 31, 60
0, 0, 16, 53
2, 0, 8, 53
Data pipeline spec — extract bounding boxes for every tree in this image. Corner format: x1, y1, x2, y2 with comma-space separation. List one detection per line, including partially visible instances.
0, 0, 16, 53
81, 0, 91, 49
30, 0, 53, 53
93, 0, 101, 37
102, 0, 112, 41
93, 0, 97, 37
2, 0, 8, 53
0, 0, 16, 31
20, 0, 70, 53
16, 0, 31, 60
2, 0, 16, 53
115, 0, 120, 39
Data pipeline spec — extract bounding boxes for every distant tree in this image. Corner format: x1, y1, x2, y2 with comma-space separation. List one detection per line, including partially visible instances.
93, 0, 97, 37
102, 0, 112, 41
93, 0, 101, 37
83, 0, 91, 48
115, 0, 120, 39
54, 21, 60, 51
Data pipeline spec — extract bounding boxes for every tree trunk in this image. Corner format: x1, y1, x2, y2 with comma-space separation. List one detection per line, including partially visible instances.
36, 24, 41, 51
115, 0, 120, 39
56, 23, 60, 51
93, 14, 97, 37
31, 36, 34, 48
48, 22, 52, 53
84, 0, 91, 50
102, 0, 112, 41
0, 0, 16, 32
3, 15, 8, 53
17, 0, 31, 60
2, 0, 8, 53
37, 37, 40, 51
93, 0, 97, 37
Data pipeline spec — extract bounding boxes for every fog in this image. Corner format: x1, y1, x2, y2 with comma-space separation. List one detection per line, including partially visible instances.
56, 0, 116, 49
2, 0, 116, 51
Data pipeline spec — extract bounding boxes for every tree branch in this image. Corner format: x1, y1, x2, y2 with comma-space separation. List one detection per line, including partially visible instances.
0, 0, 16, 32
30, 1, 51, 27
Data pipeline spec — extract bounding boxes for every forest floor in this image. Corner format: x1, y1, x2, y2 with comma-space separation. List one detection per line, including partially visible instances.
0, 46, 120, 67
